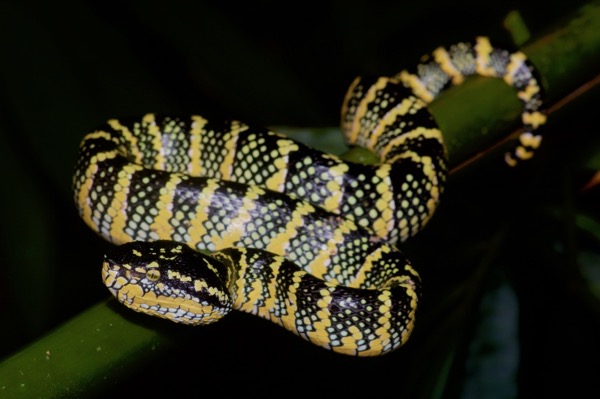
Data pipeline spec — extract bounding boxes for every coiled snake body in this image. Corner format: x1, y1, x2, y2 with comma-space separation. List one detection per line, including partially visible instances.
73, 37, 545, 356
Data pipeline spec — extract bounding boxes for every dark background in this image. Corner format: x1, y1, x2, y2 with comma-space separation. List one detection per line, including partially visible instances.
1, 1, 599, 398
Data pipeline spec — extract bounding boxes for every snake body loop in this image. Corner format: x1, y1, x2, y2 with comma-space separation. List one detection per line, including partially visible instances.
73, 37, 545, 356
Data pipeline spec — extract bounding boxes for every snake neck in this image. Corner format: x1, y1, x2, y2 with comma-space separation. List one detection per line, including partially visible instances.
213, 246, 421, 356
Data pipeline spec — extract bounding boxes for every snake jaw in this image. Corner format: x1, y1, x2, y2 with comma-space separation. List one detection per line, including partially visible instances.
101, 262, 122, 298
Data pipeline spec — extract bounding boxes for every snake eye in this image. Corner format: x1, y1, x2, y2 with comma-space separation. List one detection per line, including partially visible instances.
146, 269, 161, 281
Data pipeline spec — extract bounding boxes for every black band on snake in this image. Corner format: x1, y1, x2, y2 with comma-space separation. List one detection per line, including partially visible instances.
72, 37, 546, 356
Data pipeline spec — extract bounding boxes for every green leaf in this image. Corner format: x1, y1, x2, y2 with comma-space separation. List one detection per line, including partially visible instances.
0, 300, 176, 398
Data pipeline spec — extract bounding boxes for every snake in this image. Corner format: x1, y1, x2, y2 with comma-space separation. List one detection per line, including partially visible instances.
73, 36, 546, 356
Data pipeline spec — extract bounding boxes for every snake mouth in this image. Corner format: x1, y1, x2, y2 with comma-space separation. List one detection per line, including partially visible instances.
101, 261, 122, 297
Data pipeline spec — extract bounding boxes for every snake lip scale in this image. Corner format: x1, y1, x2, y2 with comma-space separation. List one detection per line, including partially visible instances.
73, 36, 545, 356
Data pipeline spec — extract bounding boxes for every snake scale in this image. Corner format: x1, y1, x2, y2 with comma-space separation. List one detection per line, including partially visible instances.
73, 37, 546, 356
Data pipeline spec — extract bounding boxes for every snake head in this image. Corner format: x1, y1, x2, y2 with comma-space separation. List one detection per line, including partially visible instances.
102, 240, 233, 325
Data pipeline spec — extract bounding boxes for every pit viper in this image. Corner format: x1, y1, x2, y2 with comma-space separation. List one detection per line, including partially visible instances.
73, 36, 546, 356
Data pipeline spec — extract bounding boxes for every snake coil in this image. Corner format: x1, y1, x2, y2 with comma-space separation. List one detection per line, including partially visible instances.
73, 37, 545, 356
